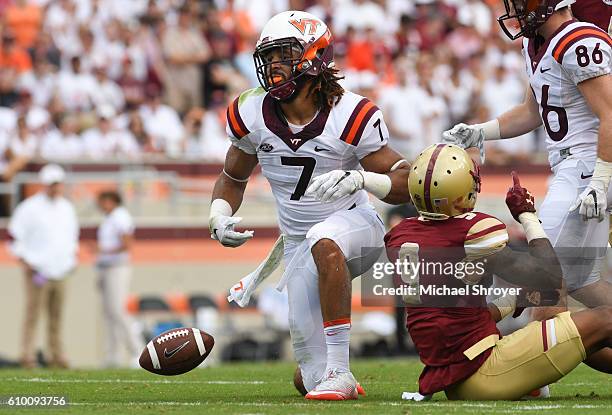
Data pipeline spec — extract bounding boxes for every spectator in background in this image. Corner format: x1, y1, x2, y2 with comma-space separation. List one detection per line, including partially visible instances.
82, 105, 139, 160
182, 106, 229, 161
125, 110, 158, 155
95, 190, 142, 368
434, 57, 478, 125
0, 30, 32, 74
91, 64, 125, 113
379, 61, 427, 160
480, 63, 535, 164
40, 113, 84, 161
215, 0, 257, 86
8, 115, 37, 160
55, 56, 96, 113
8, 164, 79, 368
29, 31, 61, 69
334, 0, 388, 36
18, 57, 58, 108
117, 57, 147, 110
0, 115, 31, 183
4, 0, 43, 49
0, 66, 20, 108
139, 86, 183, 156
162, 5, 210, 114
203, 28, 249, 107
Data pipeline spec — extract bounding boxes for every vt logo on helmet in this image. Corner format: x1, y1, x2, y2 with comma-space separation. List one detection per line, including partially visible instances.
409, 144, 481, 220
498, 0, 576, 39
253, 11, 334, 100
289, 18, 322, 36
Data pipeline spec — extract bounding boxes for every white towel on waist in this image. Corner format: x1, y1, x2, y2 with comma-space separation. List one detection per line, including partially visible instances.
227, 235, 285, 308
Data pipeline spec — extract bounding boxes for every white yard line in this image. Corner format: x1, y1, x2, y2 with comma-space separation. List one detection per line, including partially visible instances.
60, 401, 612, 409
71, 402, 203, 407
7, 377, 268, 385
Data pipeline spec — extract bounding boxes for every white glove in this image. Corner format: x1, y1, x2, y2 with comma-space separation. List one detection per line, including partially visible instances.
570, 184, 608, 222
305, 170, 364, 203
569, 158, 612, 222
441, 123, 486, 162
210, 215, 254, 247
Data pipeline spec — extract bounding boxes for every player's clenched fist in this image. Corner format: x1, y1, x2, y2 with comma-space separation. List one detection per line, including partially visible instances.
210, 215, 254, 247
569, 158, 612, 222
571, 185, 607, 222
306, 170, 364, 203
209, 199, 253, 247
505, 171, 536, 222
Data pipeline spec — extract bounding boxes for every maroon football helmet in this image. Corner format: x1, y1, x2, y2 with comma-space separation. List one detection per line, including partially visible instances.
498, 0, 577, 39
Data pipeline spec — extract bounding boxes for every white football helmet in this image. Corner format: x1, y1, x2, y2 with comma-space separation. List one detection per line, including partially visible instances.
253, 11, 334, 100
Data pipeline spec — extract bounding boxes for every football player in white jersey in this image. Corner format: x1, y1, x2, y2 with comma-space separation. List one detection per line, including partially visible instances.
209, 11, 411, 400
442, 0, 612, 318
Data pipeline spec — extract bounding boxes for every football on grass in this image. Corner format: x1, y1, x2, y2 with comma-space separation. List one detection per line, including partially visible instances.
139, 328, 214, 375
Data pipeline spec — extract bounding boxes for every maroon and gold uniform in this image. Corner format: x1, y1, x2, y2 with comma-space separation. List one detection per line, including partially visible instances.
384, 212, 508, 395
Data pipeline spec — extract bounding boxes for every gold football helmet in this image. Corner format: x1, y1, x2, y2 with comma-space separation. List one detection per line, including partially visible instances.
408, 144, 481, 220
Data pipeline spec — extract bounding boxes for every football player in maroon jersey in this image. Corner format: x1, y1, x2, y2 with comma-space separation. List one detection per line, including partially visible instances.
385, 144, 612, 400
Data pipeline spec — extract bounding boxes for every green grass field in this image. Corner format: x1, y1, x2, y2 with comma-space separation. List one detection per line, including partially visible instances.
0, 359, 610, 414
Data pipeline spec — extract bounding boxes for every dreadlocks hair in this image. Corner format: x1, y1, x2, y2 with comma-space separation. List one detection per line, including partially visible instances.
307, 66, 345, 111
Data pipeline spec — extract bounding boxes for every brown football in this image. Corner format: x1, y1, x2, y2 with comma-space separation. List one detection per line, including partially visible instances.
139, 328, 214, 375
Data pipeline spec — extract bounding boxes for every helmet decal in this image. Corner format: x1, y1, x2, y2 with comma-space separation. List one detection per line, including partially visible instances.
423, 144, 446, 213
289, 18, 322, 36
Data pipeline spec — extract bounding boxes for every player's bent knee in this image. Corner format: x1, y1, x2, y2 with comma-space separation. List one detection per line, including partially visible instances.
311, 238, 345, 266
293, 366, 307, 396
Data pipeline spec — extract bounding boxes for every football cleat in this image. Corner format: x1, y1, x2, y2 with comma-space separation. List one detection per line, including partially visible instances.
356, 382, 366, 396
522, 385, 550, 400
305, 369, 358, 400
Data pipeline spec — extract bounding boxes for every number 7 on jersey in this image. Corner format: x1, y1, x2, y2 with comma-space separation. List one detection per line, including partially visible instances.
280, 156, 316, 200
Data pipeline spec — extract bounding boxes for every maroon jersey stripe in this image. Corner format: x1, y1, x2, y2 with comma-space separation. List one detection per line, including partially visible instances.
423, 144, 446, 212
350, 105, 379, 146
541, 320, 548, 352
339, 98, 368, 143
553, 27, 611, 63
464, 224, 506, 241
227, 98, 250, 139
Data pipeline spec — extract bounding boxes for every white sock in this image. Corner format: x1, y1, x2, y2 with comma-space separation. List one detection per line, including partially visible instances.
323, 318, 351, 373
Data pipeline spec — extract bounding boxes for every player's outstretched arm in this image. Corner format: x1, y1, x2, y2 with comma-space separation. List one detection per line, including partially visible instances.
209, 146, 259, 248
496, 85, 543, 139
571, 74, 612, 221
305, 145, 411, 204
483, 172, 562, 290
441, 84, 542, 162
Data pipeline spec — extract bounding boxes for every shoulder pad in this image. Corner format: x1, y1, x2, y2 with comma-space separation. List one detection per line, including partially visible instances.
227, 88, 265, 140
335, 92, 381, 146
462, 213, 508, 261
553, 23, 611, 64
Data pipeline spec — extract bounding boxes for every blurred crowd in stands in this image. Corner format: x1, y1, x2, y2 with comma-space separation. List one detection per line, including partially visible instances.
0, 0, 544, 184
